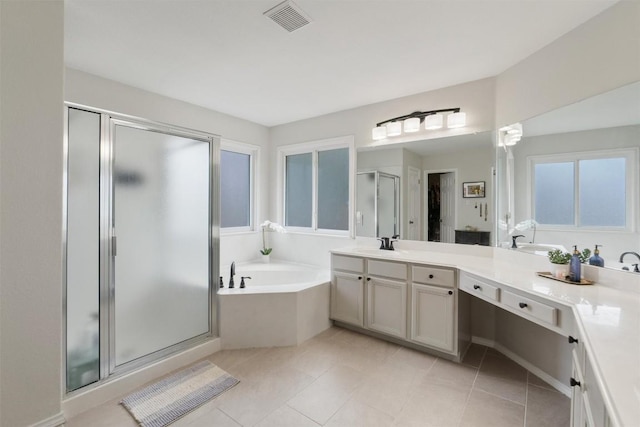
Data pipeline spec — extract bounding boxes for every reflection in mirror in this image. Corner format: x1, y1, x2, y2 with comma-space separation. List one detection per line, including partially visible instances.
356, 171, 400, 238
357, 132, 495, 241
497, 81, 640, 270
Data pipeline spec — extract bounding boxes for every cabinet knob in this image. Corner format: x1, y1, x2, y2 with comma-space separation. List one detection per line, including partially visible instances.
429, 274, 434, 279
519, 302, 528, 309
358, 276, 362, 280
568, 335, 579, 344
448, 290, 453, 295
570, 377, 581, 387
473, 284, 481, 290
367, 277, 371, 281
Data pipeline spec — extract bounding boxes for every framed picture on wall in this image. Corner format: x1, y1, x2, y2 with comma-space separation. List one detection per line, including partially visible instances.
462, 181, 485, 198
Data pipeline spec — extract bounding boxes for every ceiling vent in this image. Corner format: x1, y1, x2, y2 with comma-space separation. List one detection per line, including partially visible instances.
264, 0, 312, 33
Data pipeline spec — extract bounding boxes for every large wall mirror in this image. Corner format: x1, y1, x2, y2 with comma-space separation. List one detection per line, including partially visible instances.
496, 81, 640, 270
356, 132, 495, 242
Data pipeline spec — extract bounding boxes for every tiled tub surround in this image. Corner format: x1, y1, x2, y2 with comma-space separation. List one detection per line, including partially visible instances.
330, 245, 640, 427
219, 262, 331, 349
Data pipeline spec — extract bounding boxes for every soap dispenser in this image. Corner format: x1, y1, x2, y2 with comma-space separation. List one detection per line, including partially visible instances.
569, 245, 582, 282
588, 245, 605, 267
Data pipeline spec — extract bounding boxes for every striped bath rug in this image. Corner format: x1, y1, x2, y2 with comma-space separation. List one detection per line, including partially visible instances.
121, 360, 239, 427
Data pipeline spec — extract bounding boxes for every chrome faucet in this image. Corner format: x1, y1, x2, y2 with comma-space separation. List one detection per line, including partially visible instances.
229, 261, 235, 288
378, 235, 400, 251
619, 252, 640, 272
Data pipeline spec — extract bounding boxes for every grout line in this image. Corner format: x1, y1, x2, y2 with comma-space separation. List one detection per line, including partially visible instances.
456, 347, 486, 427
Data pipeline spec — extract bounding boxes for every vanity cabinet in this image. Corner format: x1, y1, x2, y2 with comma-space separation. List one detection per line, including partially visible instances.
331, 255, 365, 327
410, 265, 456, 353
569, 333, 610, 427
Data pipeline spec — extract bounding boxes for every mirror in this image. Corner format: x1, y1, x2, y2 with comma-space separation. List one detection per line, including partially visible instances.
497, 81, 640, 270
356, 132, 495, 242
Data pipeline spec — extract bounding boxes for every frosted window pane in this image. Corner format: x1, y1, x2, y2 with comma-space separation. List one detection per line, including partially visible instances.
285, 153, 312, 227
378, 175, 397, 237
534, 162, 574, 225
66, 108, 101, 391
114, 126, 210, 366
318, 148, 349, 230
579, 158, 626, 226
221, 150, 250, 228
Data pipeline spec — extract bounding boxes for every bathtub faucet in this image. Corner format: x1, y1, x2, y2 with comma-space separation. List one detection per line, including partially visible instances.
229, 261, 235, 288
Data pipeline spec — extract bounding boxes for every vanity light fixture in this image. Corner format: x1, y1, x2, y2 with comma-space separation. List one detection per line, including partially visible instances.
371, 108, 465, 141
498, 123, 523, 147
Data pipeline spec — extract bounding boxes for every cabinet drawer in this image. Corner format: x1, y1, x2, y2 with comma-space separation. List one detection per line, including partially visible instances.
502, 290, 557, 326
412, 265, 454, 287
459, 274, 500, 301
332, 254, 364, 273
368, 259, 407, 280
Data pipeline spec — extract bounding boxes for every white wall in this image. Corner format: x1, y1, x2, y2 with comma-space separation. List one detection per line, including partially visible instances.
0, 2, 65, 426
496, 0, 640, 127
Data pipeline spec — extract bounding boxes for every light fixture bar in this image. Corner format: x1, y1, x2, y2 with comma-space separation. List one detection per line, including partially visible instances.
375, 108, 461, 128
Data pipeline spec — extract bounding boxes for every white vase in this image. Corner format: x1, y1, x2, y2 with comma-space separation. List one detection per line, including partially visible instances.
262, 254, 270, 263
551, 263, 569, 279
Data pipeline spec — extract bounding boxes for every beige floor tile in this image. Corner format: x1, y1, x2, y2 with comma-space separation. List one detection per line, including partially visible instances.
208, 347, 267, 371
180, 408, 241, 427
64, 401, 138, 427
480, 353, 527, 382
394, 379, 470, 427
313, 364, 365, 391
474, 352, 527, 404
525, 384, 570, 427
287, 384, 352, 425
422, 357, 478, 389
461, 343, 487, 368
386, 345, 438, 371
325, 399, 395, 427
528, 372, 557, 391
255, 405, 320, 427
459, 389, 525, 427
351, 370, 417, 417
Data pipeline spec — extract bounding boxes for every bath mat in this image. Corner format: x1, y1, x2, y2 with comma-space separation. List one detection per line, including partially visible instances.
121, 360, 239, 427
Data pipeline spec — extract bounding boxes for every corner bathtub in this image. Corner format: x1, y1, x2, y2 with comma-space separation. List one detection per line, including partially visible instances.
218, 262, 331, 349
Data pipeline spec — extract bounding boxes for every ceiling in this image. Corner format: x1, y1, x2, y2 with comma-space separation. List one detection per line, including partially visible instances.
65, 0, 618, 127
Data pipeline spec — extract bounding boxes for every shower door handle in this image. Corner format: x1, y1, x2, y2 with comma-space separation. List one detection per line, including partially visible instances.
112, 236, 117, 256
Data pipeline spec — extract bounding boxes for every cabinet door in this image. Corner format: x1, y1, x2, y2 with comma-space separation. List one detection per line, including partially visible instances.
410, 283, 455, 353
331, 271, 364, 327
366, 277, 407, 338
570, 360, 584, 427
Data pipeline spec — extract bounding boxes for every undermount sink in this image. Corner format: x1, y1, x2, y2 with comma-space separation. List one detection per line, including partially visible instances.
355, 248, 407, 257
514, 243, 567, 255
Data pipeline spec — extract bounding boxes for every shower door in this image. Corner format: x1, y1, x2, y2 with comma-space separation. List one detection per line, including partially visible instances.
110, 122, 212, 369
65, 106, 218, 392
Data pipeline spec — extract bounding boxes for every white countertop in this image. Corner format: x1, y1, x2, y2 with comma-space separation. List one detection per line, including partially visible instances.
331, 246, 640, 427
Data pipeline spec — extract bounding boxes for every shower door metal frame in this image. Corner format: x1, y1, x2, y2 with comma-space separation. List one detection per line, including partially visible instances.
63, 103, 220, 394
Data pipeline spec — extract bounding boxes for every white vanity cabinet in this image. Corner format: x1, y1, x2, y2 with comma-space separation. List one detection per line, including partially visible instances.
569, 333, 610, 427
331, 255, 365, 327
410, 265, 456, 353
365, 260, 408, 339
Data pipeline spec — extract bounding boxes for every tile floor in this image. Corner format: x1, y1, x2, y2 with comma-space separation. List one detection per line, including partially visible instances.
65, 326, 570, 427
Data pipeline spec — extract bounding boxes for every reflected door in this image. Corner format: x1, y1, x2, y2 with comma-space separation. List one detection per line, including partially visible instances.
112, 124, 211, 367
440, 173, 455, 243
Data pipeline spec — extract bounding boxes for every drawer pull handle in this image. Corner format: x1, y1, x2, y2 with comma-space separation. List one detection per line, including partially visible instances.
448, 290, 453, 295
568, 336, 579, 344
519, 302, 528, 309
570, 377, 581, 387
429, 274, 434, 279
473, 285, 481, 290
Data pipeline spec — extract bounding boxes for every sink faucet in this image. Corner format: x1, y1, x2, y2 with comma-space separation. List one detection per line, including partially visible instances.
378, 235, 399, 251
511, 235, 525, 249
229, 261, 235, 288
619, 252, 640, 272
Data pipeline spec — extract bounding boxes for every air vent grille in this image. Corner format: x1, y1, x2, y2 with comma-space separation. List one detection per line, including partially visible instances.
264, 0, 312, 32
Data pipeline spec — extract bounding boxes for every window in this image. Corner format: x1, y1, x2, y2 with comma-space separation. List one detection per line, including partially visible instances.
530, 149, 636, 229
279, 136, 354, 235
220, 140, 258, 231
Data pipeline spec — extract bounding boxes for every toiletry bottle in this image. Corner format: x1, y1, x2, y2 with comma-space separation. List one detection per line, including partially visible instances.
588, 245, 605, 267
569, 245, 582, 282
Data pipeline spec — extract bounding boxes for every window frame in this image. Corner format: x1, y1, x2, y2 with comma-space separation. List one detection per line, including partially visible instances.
277, 136, 355, 237
527, 148, 638, 232
220, 139, 259, 234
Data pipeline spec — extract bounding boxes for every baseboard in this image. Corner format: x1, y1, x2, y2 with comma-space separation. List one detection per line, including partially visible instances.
471, 335, 571, 397
63, 337, 221, 419
29, 412, 65, 427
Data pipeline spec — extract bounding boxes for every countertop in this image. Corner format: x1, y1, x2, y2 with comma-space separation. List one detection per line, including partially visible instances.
330, 246, 640, 427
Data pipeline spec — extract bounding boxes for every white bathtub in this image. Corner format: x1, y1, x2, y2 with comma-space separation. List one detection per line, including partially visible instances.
218, 261, 331, 349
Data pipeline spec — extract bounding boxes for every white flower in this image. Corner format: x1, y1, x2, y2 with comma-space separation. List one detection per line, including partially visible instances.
260, 220, 286, 233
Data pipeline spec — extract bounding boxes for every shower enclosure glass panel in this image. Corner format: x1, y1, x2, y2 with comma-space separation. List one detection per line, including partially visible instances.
356, 171, 400, 238
378, 173, 399, 237
113, 125, 210, 366
66, 108, 101, 391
